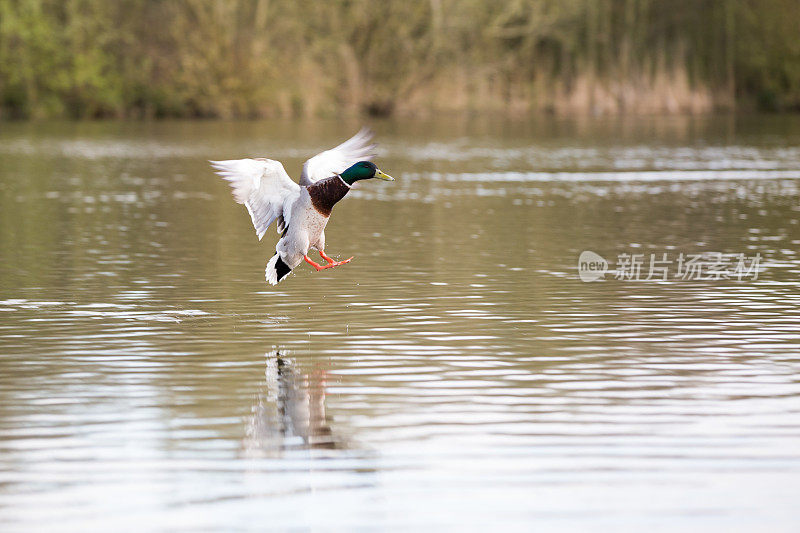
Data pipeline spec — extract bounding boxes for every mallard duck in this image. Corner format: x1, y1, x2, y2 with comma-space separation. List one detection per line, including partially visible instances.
211, 128, 394, 285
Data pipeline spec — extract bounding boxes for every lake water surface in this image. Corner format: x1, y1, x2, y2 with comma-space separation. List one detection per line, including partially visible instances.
1, 116, 800, 531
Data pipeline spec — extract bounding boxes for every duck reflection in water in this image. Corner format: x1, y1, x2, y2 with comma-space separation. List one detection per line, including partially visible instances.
243, 350, 343, 457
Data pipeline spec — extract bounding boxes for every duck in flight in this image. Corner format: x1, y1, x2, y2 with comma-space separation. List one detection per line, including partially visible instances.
211, 128, 394, 285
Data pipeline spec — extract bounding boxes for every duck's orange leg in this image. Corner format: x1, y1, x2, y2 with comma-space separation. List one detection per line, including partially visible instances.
304, 250, 353, 271
304, 255, 326, 271
320, 249, 353, 267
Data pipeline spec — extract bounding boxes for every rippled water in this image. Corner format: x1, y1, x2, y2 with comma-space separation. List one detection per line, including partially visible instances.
1, 116, 800, 531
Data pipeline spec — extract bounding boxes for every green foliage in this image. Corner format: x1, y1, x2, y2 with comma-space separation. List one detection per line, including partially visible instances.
0, 0, 798, 118
735, 0, 800, 110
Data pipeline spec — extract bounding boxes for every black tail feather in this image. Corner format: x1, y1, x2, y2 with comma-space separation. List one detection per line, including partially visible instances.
275, 255, 291, 282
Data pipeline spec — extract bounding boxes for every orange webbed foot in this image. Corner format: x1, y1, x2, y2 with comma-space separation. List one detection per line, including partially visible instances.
305, 251, 354, 271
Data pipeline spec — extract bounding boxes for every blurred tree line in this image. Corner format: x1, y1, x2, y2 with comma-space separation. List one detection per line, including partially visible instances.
0, 0, 798, 119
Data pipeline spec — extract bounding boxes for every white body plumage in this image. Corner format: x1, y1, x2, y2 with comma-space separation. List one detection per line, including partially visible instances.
273, 189, 329, 273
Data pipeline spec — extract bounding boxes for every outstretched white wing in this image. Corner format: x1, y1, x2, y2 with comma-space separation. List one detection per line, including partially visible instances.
300, 128, 377, 186
211, 158, 300, 240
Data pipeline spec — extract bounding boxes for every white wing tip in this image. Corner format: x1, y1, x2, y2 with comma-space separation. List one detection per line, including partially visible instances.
355, 126, 373, 138
209, 159, 232, 170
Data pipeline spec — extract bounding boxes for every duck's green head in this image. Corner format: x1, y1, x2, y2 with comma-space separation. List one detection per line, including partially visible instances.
340, 161, 394, 185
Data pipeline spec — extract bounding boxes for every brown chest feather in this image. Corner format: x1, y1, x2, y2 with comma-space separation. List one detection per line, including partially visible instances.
307, 175, 351, 216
